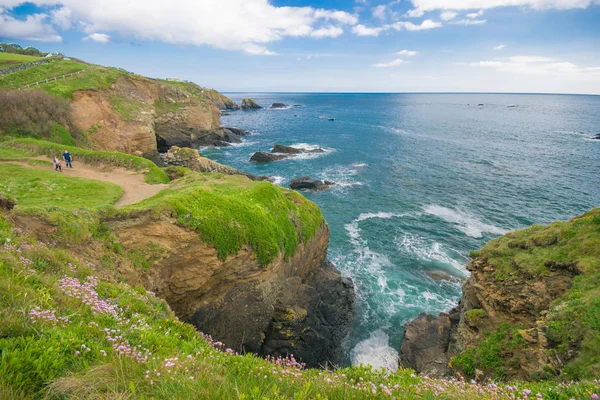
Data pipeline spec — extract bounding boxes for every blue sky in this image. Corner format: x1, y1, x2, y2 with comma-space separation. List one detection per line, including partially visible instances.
1, 0, 599, 93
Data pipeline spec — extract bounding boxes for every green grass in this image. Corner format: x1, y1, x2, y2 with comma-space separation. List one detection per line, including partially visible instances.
108, 95, 145, 121
0, 52, 42, 66
0, 60, 87, 90
464, 208, 600, 379
39, 66, 125, 99
0, 213, 598, 400
0, 138, 169, 184
0, 164, 122, 210
155, 100, 184, 116
126, 174, 324, 266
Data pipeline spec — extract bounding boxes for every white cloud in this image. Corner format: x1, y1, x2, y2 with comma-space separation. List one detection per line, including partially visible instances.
407, 0, 596, 15
0, 9, 61, 42
374, 58, 406, 67
494, 44, 506, 50
352, 24, 386, 36
372, 4, 388, 21
353, 18, 441, 36
451, 18, 487, 25
83, 32, 110, 43
310, 25, 344, 38
440, 11, 458, 20
0, 0, 357, 55
391, 19, 443, 31
467, 55, 600, 76
466, 9, 484, 18
50, 6, 71, 29
397, 49, 418, 56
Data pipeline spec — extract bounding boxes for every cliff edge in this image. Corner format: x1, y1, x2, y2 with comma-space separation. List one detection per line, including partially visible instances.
400, 208, 600, 381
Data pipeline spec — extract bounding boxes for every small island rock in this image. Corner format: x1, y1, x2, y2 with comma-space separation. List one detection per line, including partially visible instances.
250, 152, 288, 163
272, 144, 325, 154
271, 102, 288, 109
241, 98, 262, 109
290, 176, 334, 191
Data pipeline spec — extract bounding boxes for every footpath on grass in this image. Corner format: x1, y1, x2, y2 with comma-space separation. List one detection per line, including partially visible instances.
0, 156, 168, 206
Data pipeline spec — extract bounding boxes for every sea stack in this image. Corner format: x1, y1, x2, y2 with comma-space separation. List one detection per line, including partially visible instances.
241, 98, 262, 109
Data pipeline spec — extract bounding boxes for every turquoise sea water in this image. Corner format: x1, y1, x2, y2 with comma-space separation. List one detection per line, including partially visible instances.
201, 93, 600, 368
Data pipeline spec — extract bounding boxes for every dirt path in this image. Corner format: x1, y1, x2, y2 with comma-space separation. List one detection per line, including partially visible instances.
1, 157, 169, 207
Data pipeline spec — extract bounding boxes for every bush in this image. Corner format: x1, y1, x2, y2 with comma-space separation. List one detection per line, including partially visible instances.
0, 89, 77, 145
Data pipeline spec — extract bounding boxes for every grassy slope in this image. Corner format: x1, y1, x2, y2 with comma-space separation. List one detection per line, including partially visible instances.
0, 211, 598, 400
0, 53, 42, 66
455, 209, 600, 379
126, 173, 324, 265
0, 164, 122, 210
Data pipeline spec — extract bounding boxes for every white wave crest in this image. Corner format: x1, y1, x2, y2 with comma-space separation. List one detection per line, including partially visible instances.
395, 233, 468, 275
423, 205, 508, 238
350, 330, 398, 371
270, 176, 286, 185
352, 162, 368, 168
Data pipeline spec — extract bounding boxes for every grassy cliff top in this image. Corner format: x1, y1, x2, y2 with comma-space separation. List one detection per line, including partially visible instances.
462, 208, 600, 379
1, 211, 598, 399
0, 138, 323, 265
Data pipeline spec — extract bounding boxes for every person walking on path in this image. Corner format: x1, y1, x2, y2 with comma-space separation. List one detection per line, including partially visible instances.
62, 150, 73, 168
53, 156, 62, 172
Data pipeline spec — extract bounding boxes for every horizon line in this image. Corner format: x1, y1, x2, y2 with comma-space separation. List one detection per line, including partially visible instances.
221, 91, 600, 96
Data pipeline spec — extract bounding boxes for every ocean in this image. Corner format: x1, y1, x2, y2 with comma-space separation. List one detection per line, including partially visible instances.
201, 93, 600, 369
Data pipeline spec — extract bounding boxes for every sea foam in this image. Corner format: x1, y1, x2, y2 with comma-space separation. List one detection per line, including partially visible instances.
350, 330, 399, 371
423, 204, 508, 238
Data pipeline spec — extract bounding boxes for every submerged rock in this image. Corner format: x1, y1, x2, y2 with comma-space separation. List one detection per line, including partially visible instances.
241, 98, 262, 109
250, 152, 287, 163
592, 134, 600, 140
290, 177, 334, 191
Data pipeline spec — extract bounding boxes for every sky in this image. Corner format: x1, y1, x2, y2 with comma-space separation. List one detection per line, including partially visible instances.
1, 0, 600, 94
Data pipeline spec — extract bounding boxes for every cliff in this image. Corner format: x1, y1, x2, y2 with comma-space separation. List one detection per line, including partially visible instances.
400, 208, 600, 381
0, 59, 241, 156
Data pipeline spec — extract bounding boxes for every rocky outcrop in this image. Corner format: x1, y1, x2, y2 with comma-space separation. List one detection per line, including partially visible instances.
241, 98, 262, 109
201, 89, 240, 110
271, 103, 288, 109
164, 146, 268, 181
250, 145, 325, 162
290, 177, 335, 191
593, 134, 600, 140
400, 221, 587, 381
250, 152, 287, 163
108, 215, 355, 368
272, 144, 324, 154
69, 74, 228, 158
399, 311, 459, 377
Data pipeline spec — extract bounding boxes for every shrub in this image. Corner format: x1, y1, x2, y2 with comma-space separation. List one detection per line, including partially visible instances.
0, 89, 77, 145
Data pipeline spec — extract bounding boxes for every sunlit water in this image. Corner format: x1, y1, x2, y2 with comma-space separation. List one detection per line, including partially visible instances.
200, 93, 600, 368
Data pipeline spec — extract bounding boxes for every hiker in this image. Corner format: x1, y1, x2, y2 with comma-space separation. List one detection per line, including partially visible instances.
62, 149, 72, 168
53, 156, 62, 172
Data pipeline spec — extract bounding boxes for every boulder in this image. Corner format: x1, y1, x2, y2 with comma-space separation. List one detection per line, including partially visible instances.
593, 134, 600, 140
250, 152, 288, 163
290, 177, 334, 191
271, 103, 288, 109
399, 310, 459, 377
272, 144, 324, 154
241, 98, 262, 109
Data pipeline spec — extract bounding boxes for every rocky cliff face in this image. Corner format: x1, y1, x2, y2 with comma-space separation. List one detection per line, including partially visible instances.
69, 75, 239, 157
400, 209, 600, 381
108, 213, 355, 368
